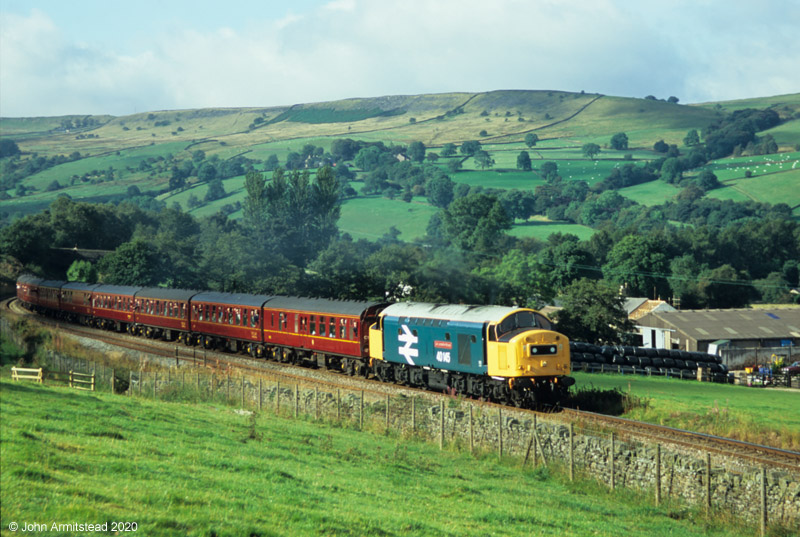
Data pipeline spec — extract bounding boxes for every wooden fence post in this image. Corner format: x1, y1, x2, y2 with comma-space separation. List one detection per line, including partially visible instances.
154, 371, 157, 399
533, 415, 538, 466
69, 370, 73, 388
241, 375, 245, 408
656, 444, 662, 506
569, 423, 574, 482
706, 453, 712, 510
498, 408, 503, 459
469, 405, 474, 454
258, 378, 262, 411
411, 396, 416, 432
294, 384, 299, 419
610, 432, 616, 491
385, 394, 390, 430
111, 369, 115, 394
359, 390, 364, 430
336, 388, 340, 420
315, 387, 319, 420
760, 467, 767, 537
439, 400, 445, 450
276, 380, 281, 414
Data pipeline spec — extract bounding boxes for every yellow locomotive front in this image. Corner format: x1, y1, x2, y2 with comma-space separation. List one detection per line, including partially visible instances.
485, 309, 574, 403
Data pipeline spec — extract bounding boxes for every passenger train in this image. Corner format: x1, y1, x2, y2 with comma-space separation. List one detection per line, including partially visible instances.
16, 275, 573, 407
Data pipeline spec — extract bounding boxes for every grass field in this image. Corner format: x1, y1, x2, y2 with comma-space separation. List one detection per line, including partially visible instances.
339, 196, 437, 241
571, 372, 800, 450
0, 373, 758, 537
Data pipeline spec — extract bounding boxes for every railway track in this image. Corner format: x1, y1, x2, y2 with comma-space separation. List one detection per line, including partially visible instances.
5, 297, 799, 472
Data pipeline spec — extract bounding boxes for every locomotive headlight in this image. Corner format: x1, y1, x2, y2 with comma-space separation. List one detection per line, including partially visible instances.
530, 345, 558, 355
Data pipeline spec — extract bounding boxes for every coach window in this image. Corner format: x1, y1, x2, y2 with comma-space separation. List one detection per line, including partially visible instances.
294, 314, 299, 333
319, 316, 326, 337
340, 319, 347, 339
181, 303, 186, 319
279, 312, 286, 331
229, 308, 235, 325
329, 318, 336, 338
310, 315, 316, 335
211, 305, 217, 323
352, 320, 359, 340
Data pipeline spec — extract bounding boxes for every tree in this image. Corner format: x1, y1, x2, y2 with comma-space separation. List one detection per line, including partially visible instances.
582, 143, 601, 159
198, 162, 217, 182
610, 132, 628, 150
696, 169, 720, 191
516, 151, 532, 171
540, 161, 558, 181
473, 150, 495, 170
441, 143, 457, 157
602, 234, 671, 298
653, 140, 669, 153
476, 249, 554, 307
264, 154, 280, 171
0, 138, 21, 158
67, 260, 98, 283
524, 133, 539, 148
683, 129, 700, 147
425, 175, 454, 208
441, 193, 512, 253
447, 159, 463, 173
97, 240, 162, 286
459, 140, 481, 157
408, 141, 426, 163
553, 278, 634, 344
242, 170, 268, 233
204, 179, 226, 202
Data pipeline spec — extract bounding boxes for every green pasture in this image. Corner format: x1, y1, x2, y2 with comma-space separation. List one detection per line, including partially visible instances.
707, 169, 800, 208
339, 196, 437, 241
0, 374, 753, 537
619, 181, 681, 206
571, 372, 800, 450
509, 219, 595, 241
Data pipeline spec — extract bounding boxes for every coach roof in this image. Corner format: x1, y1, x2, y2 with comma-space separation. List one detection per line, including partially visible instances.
380, 302, 523, 324
264, 296, 385, 317
135, 287, 198, 301
190, 291, 274, 308
61, 282, 101, 292
93, 284, 143, 296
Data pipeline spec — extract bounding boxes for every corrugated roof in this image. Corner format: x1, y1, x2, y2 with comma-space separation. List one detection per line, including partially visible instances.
381, 302, 521, 324
638, 308, 800, 341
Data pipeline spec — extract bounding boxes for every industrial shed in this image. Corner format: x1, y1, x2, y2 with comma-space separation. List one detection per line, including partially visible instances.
636, 308, 800, 367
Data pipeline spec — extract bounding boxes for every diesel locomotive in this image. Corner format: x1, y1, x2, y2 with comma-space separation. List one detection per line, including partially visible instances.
16, 274, 573, 407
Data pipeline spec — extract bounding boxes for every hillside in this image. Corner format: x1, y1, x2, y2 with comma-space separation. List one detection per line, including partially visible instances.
2, 90, 799, 242
0, 373, 758, 537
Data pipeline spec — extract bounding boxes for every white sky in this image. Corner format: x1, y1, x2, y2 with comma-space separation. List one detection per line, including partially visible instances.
1, 0, 798, 117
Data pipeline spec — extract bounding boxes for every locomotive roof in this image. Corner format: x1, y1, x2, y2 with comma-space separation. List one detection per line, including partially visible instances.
61, 282, 101, 292
190, 291, 274, 308
93, 284, 143, 296
135, 287, 198, 301
263, 296, 386, 317
380, 302, 525, 324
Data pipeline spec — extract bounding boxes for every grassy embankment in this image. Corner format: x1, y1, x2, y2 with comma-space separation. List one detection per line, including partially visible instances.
0, 369, 762, 537
571, 372, 800, 451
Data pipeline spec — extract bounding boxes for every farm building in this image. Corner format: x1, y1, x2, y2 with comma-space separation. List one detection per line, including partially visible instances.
624, 298, 676, 321
636, 308, 800, 368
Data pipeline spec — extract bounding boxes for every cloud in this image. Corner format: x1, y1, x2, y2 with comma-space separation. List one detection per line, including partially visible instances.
1, 1, 798, 117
